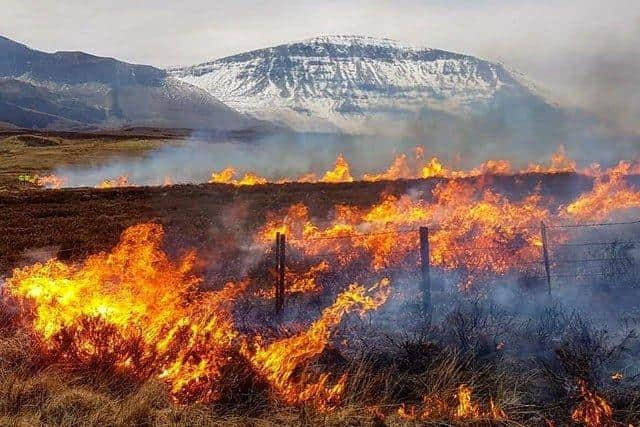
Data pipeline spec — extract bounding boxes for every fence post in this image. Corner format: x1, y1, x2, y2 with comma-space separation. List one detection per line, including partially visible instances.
275, 232, 282, 316
278, 233, 286, 315
540, 221, 552, 296
419, 227, 432, 317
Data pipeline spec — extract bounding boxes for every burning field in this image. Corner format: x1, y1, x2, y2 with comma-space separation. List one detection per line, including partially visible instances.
1, 150, 640, 426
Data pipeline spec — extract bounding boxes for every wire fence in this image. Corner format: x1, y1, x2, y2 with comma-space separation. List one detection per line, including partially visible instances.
47, 217, 640, 315
265, 218, 640, 314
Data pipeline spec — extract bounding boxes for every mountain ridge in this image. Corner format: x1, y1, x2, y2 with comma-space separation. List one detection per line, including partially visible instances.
168, 35, 543, 133
0, 35, 262, 131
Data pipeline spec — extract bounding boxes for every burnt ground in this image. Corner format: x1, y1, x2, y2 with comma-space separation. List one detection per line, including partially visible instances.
0, 173, 594, 275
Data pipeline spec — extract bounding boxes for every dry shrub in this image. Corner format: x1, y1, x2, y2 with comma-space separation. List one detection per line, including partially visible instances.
41, 388, 116, 426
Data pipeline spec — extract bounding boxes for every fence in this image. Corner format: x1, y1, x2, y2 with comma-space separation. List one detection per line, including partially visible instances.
269, 219, 640, 317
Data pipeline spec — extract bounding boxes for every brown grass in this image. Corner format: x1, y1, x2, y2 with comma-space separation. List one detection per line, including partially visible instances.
0, 131, 184, 190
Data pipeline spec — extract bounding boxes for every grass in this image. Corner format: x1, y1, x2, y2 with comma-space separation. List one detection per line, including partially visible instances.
2, 286, 639, 426
0, 131, 183, 190
1, 132, 637, 425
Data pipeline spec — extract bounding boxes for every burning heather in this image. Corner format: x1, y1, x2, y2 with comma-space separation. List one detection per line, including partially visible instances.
3, 150, 640, 425
25, 145, 640, 190
3, 223, 392, 410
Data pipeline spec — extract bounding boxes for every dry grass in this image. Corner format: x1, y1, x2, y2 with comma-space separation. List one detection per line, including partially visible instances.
2, 290, 639, 426
0, 131, 183, 190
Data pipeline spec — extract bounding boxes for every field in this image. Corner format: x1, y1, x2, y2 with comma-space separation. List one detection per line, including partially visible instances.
1, 133, 640, 426
0, 129, 189, 191
0, 172, 592, 275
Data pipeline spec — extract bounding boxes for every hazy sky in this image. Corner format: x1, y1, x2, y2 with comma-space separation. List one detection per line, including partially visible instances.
2, 0, 639, 131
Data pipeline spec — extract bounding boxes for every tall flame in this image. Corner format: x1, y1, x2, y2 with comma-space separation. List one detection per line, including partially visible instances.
6, 223, 244, 403
245, 279, 390, 409
571, 380, 614, 427
320, 153, 354, 183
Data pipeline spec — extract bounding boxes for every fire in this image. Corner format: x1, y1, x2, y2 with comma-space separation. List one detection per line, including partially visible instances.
396, 384, 505, 421
36, 174, 67, 189
526, 145, 576, 173
5, 223, 393, 407
455, 384, 481, 419
6, 223, 244, 402
571, 380, 614, 427
565, 161, 640, 221
29, 146, 640, 190
421, 156, 451, 178
210, 166, 236, 184
245, 279, 390, 409
257, 261, 330, 298
209, 167, 268, 186
363, 154, 412, 181
237, 172, 268, 186
18, 173, 67, 189
258, 179, 550, 287
320, 153, 354, 183
98, 175, 130, 188
255, 153, 640, 291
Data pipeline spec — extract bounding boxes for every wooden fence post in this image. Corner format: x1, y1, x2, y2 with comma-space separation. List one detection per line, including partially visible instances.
419, 227, 432, 317
275, 232, 282, 316
278, 233, 286, 315
540, 221, 552, 296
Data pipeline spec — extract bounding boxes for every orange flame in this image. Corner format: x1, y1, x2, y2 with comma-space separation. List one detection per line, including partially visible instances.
98, 175, 130, 188
571, 380, 614, 427
565, 161, 640, 221
258, 179, 549, 288
396, 384, 505, 421
6, 223, 245, 403
35, 174, 67, 189
6, 223, 392, 407
320, 154, 354, 183
245, 279, 390, 409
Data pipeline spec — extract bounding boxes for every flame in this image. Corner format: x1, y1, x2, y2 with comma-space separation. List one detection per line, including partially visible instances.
6, 223, 245, 403
526, 145, 576, 173
245, 279, 390, 409
421, 156, 451, 178
98, 175, 130, 188
258, 179, 550, 287
395, 384, 505, 421
565, 161, 640, 221
6, 223, 392, 407
320, 154, 354, 183
363, 154, 412, 181
36, 174, 67, 189
209, 167, 268, 186
31, 146, 640, 190
237, 172, 268, 186
455, 384, 481, 419
18, 173, 67, 188
256, 261, 330, 299
209, 166, 236, 184
571, 380, 614, 427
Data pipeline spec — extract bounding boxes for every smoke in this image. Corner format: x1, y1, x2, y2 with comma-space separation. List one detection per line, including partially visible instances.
50, 122, 637, 189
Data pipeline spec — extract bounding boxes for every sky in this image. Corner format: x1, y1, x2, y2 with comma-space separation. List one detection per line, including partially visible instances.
2, 0, 639, 132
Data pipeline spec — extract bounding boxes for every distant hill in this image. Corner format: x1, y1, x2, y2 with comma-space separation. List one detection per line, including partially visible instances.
168, 35, 561, 133
168, 35, 639, 162
0, 35, 262, 131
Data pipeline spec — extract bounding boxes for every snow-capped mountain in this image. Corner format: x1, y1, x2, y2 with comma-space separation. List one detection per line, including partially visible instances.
169, 35, 546, 133
0, 35, 260, 131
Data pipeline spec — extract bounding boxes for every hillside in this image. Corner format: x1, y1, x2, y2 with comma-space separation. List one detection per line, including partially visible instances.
0, 35, 261, 131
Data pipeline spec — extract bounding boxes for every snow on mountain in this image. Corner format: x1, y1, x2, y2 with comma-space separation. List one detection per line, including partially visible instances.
0, 35, 261, 131
168, 35, 537, 133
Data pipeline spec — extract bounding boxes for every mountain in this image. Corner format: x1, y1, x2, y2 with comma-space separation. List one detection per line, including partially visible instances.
168, 35, 559, 134
0, 35, 260, 131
